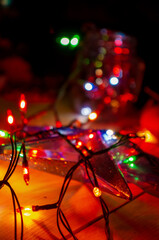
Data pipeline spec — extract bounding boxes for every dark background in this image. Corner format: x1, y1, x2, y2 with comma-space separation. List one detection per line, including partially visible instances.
0, 0, 159, 105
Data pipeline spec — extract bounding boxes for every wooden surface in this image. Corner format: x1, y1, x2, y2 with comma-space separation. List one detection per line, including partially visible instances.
0, 159, 159, 240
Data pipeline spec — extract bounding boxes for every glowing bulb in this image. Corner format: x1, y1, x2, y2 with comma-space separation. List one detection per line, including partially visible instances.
0, 130, 5, 137
137, 130, 158, 143
115, 37, 123, 46
23, 167, 29, 175
129, 163, 135, 168
88, 133, 94, 139
70, 35, 79, 46
109, 76, 119, 86
88, 112, 98, 121
95, 78, 103, 85
81, 106, 92, 116
106, 129, 114, 136
84, 82, 94, 91
60, 37, 69, 46
76, 140, 83, 148
19, 94, 27, 112
7, 115, 14, 125
114, 47, 122, 54
95, 68, 103, 77
32, 149, 38, 157
93, 187, 101, 197
20, 100, 26, 109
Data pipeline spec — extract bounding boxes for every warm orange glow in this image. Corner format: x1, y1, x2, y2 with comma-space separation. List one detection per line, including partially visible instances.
88, 133, 94, 139
23, 207, 32, 216
23, 167, 29, 175
32, 149, 38, 157
88, 112, 98, 121
82, 149, 89, 156
137, 129, 158, 143
76, 140, 83, 148
93, 187, 102, 197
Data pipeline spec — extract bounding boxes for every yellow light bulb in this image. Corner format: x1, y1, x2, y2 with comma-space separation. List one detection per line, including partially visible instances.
88, 112, 98, 121
93, 187, 102, 197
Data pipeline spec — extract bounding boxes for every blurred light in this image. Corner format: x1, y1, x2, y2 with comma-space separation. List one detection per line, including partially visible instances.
76, 140, 83, 148
129, 163, 135, 168
7, 110, 14, 125
123, 155, 137, 164
95, 68, 103, 77
99, 47, 107, 55
70, 35, 80, 46
56, 120, 62, 128
115, 37, 123, 46
84, 82, 94, 91
16, 206, 32, 216
104, 96, 111, 104
23, 167, 29, 175
31, 149, 38, 157
94, 60, 102, 68
20, 100, 26, 109
23, 167, 29, 185
109, 76, 119, 86
88, 112, 98, 121
114, 47, 122, 54
95, 78, 103, 85
1, 0, 12, 6
129, 156, 137, 162
8, 116, 14, 124
0, 130, 5, 137
97, 53, 104, 61
93, 187, 101, 197
81, 106, 92, 116
137, 130, 158, 143
113, 65, 123, 78
122, 48, 130, 54
60, 37, 69, 46
19, 94, 27, 112
88, 133, 94, 139
111, 99, 119, 108
106, 129, 114, 136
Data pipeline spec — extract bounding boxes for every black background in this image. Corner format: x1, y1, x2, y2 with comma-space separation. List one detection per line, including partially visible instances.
0, 0, 159, 105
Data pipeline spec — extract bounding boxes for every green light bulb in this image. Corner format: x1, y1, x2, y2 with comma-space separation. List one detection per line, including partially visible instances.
123, 155, 137, 164
70, 35, 80, 47
60, 37, 69, 46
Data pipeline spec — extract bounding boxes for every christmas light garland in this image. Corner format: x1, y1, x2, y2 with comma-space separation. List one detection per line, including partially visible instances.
0, 133, 24, 240
1, 93, 159, 240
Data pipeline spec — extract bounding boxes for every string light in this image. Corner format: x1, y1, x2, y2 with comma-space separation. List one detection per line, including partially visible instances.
1, 93, 155, 240
109, 76, 119, 86
7, 109, 14, 125
88, 133, 94, 139
93, 187, 102, 197
115, 37, 123, 46
60, 37, 69, 46
19, 94, 27, 112
0, 130, 5, 137
70, 35, 80, 47
88, 112, 98, 121
84, 82, 94, 91
22, 142, 29, 185
81, 106, 92, 116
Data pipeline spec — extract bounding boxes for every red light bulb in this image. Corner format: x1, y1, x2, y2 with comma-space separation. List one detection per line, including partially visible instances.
7, 109, 14, 125
19, 94, 27, 112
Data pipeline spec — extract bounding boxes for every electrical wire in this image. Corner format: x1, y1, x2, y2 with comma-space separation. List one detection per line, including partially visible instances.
0, 133, 23, 240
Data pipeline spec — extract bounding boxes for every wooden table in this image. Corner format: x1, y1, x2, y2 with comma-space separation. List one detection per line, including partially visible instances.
0, 159, 159, 240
